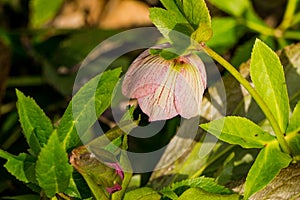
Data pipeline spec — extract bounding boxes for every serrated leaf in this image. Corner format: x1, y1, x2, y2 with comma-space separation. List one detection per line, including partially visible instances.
200, 116, 275, 148
149, 0, 212, 43
287, 100, 300, 134
0, 150, 36, 184
250, 39, 290, 133
123, 187, 161, 200
149, 8, 194, 41
57, 68, 122, 151
16, 89, 53, 155
170, 176, 233, 195
36, 131, 73, 198
208, 0, 250, 17
30, 0, 64, 27
160, 188, 179, 200
244, 142, 292, 199
178, 188, 240, 200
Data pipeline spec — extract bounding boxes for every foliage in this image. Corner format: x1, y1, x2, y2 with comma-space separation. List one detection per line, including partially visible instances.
0, 0, 300, 199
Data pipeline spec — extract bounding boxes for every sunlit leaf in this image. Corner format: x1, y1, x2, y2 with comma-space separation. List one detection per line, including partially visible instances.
123, 187, 161, 200
178, 188, 240, 200
250, 39, 290, 133
244, 142, 292, 199
287, 101, 300, 134
200, 116, 275, 148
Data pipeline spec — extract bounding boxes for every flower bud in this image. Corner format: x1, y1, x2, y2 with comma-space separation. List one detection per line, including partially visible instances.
70, 146, 124, 194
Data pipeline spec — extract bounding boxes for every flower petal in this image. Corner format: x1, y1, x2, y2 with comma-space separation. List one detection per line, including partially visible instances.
174, 54, 206, 118
122, 48, 171, 99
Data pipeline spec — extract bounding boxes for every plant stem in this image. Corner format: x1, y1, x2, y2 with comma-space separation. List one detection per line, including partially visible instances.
200, 43, 291, 155
284, 31, 300, 40
242, 20, 275, 36
278, 0, 298, 30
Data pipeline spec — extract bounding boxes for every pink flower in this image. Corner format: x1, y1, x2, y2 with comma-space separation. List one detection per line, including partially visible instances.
122, 44, 207, 121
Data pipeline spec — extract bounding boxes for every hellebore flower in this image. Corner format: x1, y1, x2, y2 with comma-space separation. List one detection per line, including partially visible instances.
122, 44, 207, 121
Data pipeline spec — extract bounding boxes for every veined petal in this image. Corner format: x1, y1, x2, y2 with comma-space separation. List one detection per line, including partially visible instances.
122, 45, 171, 99
174, 54, 206, 119
138, 67, 179, 121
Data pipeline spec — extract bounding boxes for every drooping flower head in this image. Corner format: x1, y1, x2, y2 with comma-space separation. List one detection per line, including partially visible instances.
122, 44, 207, 121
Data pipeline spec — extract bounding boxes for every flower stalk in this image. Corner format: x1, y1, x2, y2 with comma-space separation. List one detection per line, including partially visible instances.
200, 43, 291, 155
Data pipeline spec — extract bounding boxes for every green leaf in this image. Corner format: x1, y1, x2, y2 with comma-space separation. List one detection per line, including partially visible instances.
149, 0, 212, 43
57, 68, 122, 151
200, 116, 275, 148
208, 0, 250, 17
16, 89, 53, 155
244, 142, 292, 199
206, 17, 241, 54
36, 131, 73, 198
169, 176, 233, 195
149, 8, 194, 41
0, 150, 36, 184
178, 188, 240, 200
285, 131, 300, 158
287, 100, 300, 134
30, 0, 64, 27
123, 187, 161, 200
250, 39, 290, 133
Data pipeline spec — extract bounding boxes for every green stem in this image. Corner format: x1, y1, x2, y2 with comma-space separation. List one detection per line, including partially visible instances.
200, 43, 291, 155
278, 0, 298, 30
284, 30, 300, 40
242, 19, 275, 36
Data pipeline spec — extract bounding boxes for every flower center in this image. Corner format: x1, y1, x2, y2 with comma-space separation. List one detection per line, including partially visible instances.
172, 57, 188, 72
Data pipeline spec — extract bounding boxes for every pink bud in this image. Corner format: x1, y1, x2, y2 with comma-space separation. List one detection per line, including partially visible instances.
122, 44, 207, 121
106, 183, 122, 194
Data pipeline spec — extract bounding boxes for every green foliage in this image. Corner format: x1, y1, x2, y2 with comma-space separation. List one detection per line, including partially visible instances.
161, 176, 234, 198
244, 142, 291, 199
1, 0, 300, 199
36, 131, 73, 198
208, 0, 251, 17
149, 0, 212, 44
250, 39, 290, 133
0, 150, 36, 184
200, 117, 275, 148
206, 17, 241, 54
30, 0, 64, 27
57, 68, 122, 151
287, 101, 300, 134
178, 188, 240, 200
16, 89, 53, 155
123, 187, 161, 200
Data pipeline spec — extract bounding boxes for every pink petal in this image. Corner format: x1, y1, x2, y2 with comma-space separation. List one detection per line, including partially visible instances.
122, 49, 171, 99
137, 73, 178, 121
174, 54, 206, 118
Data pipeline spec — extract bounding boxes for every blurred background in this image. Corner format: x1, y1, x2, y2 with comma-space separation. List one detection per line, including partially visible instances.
0, 0, 298, 197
